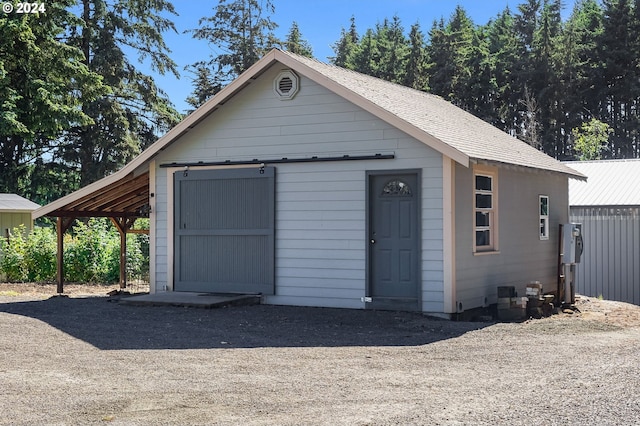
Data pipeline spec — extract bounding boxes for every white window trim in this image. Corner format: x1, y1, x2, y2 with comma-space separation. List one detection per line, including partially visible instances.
539, 195, 549, 240
473, 165, 499, 254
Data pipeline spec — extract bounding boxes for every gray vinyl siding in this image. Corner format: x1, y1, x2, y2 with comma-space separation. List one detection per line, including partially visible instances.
454, 164, 569, 311
571, 207, 640, 305
151, 64, 445, 311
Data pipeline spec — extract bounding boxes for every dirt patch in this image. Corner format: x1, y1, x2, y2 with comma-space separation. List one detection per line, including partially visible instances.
1, 283, 640, 425
2, 282, 638, 328
0, 281, 149, 297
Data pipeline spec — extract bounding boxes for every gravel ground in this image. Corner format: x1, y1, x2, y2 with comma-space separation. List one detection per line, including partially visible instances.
1, 283, 639, 425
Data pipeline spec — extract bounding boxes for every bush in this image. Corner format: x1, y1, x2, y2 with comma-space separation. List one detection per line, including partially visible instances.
0, 219, 148, 284
65, 219, 120, 283
0, 225, 28, 282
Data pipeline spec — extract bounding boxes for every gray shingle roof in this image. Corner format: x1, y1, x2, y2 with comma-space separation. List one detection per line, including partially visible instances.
0, 194, 40, 212
281, 50, 584, 179
565, 159, 640, 206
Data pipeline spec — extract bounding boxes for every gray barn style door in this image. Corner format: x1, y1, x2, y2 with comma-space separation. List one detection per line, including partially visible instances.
368, 172, 420, 311
174, 167, 275, 294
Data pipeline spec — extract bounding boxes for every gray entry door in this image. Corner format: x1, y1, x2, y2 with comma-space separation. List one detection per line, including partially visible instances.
368, 172, 420, 311
174, 167, 275, 294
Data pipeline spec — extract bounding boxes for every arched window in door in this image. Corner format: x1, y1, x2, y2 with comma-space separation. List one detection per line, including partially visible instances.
381, 179, 412, 196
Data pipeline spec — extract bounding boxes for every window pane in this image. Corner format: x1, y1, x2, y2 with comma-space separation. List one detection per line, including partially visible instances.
476, 211, 490, 227
476, 230, 490, 246
540, 196, 548, 215
476, 194, 492, 209
382, 179, 412, 196
540, 218, 549, 239
475, 175, 492, 191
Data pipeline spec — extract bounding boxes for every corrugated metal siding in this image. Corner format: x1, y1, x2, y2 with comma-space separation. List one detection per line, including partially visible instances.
572, 207, 640, 305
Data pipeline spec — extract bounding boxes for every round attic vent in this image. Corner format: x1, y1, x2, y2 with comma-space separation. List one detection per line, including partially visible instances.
274, 70, 299, 100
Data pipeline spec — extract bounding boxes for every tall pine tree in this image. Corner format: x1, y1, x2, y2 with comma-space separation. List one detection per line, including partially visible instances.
330, 16, 358, 67
284, 21, 313, 57
0, 1, 105, 202
188, 0, 278, 107
61, 0, 181, 187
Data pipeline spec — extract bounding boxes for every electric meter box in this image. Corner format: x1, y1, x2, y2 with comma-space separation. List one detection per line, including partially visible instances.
562, 223, 583, 264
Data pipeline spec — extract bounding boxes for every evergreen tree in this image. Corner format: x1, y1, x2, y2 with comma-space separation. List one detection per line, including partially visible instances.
185, 64, 222, 111
464, 25, 493, 122
284, 21, 313, 57
557, 0, 605, 149
330, 16, 358, 67
532, 0, 564, 156
404, 22, 428, 90
425, 18, 451, 97
374, 15, 409, 83
426, 7, 476, 105
486, 7, 522, 133
599, 0, 638, 157
188, 0, 278, 106
0, 1, 105, 202
60, 0, 181, 187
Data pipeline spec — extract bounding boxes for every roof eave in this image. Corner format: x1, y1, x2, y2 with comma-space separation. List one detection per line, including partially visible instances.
472, 158, 587, 180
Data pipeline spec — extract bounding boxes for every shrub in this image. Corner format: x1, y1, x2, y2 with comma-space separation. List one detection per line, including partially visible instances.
24, 226, 57, 281
0, 225, 28, 282
0, 219, 149, 284
65, 219, 119, 283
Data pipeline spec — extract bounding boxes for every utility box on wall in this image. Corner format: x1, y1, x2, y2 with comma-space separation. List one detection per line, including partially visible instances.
562, 223, 583, 264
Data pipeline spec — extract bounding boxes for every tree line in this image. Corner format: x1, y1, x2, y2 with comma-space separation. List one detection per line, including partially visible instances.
2, 0, 638, 209
331, 0, 640, 161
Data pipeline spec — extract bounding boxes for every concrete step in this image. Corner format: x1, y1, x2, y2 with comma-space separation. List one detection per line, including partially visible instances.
117, 292, 261, 309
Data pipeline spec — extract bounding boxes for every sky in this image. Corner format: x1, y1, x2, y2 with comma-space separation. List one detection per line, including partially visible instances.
152, 0, 577, 114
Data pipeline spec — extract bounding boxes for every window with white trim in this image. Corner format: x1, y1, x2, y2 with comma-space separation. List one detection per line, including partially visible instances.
474, 168, 498, 252
539, 195, 549, 240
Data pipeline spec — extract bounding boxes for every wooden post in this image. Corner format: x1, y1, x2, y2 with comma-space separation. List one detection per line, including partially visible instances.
119, 225, 127, 289
110, 217, 136, 289
56, 217, 74, 294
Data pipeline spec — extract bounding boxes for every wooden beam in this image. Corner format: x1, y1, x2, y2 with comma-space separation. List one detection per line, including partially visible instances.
126, 229, 149, 235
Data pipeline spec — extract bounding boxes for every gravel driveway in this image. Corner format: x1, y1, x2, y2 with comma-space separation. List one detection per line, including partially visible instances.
1, 292, 639, 425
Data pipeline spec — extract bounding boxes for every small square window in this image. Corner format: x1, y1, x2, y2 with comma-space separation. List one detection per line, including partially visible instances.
476, 230, 491, 247
475, 175, 492, 191
476, 211, 490, 227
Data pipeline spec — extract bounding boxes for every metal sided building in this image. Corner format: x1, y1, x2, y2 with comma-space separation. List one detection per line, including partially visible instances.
34, 49, 584, 317
566, 159, 640, 305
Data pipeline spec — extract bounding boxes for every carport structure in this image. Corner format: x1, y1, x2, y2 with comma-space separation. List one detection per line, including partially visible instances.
32, 170, 150, 294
